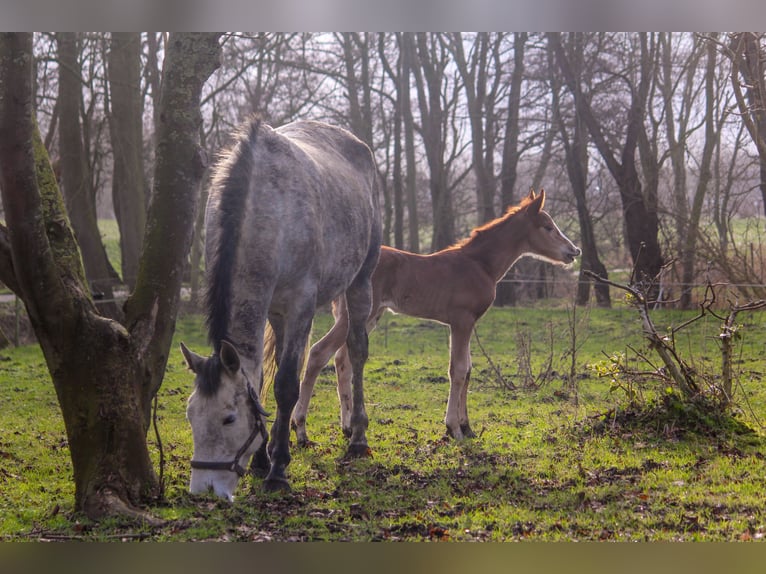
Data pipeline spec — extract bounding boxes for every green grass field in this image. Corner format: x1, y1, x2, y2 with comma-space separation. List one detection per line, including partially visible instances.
1, 304, 765, 541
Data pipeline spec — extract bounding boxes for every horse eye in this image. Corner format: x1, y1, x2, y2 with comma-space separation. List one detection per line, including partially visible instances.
223, 414, 237, 426
544, 225, 554, 232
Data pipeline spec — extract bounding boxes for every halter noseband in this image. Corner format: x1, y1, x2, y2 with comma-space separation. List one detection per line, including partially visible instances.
190, 370, 269, 477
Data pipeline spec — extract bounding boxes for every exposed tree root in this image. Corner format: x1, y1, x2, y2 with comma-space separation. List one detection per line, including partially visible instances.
82, 488, 164, 527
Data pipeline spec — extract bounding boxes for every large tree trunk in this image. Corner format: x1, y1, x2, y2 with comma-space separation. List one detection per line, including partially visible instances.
107, 32, 147, 291
56, 32, 121, 316
0, 32, 222, 520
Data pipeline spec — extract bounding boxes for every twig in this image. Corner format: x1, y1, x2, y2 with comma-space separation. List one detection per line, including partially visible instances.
473, 326, 516, 390
585, 270, 699, 398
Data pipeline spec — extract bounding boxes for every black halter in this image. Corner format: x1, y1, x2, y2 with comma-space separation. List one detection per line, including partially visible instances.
190, 370, 269, 477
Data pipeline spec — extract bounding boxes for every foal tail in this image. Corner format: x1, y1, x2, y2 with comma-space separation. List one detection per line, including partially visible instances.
259, 323, 311, 406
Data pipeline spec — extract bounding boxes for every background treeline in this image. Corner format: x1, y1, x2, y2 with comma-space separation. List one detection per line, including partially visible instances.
23, 32, 766, 308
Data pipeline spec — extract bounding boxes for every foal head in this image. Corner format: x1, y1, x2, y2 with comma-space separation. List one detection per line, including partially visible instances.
180, 340, 267, 501
522, 189, 581, 265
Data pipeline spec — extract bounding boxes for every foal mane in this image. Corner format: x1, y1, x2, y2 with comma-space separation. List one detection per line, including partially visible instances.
449, 193, 536, 251
204, 117, 262, 353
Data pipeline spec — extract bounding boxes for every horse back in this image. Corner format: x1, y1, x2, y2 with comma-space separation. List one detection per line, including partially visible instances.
205, 119, 379, 320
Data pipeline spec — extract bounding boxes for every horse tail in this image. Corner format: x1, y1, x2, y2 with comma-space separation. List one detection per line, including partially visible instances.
259, 323, 311, 406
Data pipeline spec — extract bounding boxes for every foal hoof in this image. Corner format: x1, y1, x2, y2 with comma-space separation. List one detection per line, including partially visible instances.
264, 476, 292, 493
345, 443, 372, 459
445, 425, 475, 440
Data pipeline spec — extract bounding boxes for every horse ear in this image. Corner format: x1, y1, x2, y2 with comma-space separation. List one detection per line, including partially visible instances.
180, 342, 205, 374
219, 340, 241, 374
527, 189, 545, 215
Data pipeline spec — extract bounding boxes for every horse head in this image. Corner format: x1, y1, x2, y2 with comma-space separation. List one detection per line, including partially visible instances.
180, 340, 268, 501
524, 189, 581, 265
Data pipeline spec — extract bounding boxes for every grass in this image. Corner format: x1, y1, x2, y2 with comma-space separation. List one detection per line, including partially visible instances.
1, 303, 766, 541
98, 219, 122, 276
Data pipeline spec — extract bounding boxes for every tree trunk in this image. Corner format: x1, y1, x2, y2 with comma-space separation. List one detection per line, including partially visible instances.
729, 33, 766, 215
0, 32, 222, 520
107, 32, 147, 291
413, 33, 454, 251
401, 33, 420, 252
548, 36, 610, 307
680, 36, 718, 308
378, 33, 403, 249
450, 32, 496, 225
496, 33, 527, 306
125, 33, 223, 421
56, 32, 121, 316
551, 33, 664, 292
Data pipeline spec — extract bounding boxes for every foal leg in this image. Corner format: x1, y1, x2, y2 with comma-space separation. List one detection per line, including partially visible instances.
337, 301, 385, 438
334, 343, 353, 438
264, 304, 314, 492
445, 322, 474, 439
292, 297, 349, 447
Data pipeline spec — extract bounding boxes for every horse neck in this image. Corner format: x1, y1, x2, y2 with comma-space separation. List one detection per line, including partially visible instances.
460, 213, 529, 282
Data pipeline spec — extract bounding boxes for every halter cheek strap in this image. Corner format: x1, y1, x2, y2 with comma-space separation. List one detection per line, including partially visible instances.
190, 370, 269, 477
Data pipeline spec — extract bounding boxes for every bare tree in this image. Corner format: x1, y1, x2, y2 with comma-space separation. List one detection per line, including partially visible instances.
548, 34, 610, 307
0, 32, 222, 520
551, 32, 664, 293
400, 33, 420, 252
728, 33, 766, 216
448, 32, 505, 225
412, 32, 456, 251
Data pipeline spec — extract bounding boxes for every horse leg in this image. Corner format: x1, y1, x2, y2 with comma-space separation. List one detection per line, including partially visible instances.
292, 297, 349, 447
264, 305, 314, 492
445, 322, 474, 439
264, 315, 285, 462
343, 274, 376, 458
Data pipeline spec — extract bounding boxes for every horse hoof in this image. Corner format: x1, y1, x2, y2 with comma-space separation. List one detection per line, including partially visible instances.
345, 443, 372, 458
460, 424, 477, 439
342, 427, 353, 439
296, 437, 316, 449
264, 477, 292, 493
250, 465, 270, 479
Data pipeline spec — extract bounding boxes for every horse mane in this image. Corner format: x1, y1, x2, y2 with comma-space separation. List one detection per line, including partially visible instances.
204, 116, 262, 352
449, 193, 536, 251
195, 353, 224, 397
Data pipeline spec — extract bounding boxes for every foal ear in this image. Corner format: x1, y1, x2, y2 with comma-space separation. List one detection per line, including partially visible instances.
180, 342, 205, 374
219, 340, 242, 374
527, 188, 536, 201
527, 189, 545, 216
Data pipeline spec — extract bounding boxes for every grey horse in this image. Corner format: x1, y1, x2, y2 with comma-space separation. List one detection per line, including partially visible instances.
181, 117, 381, 499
